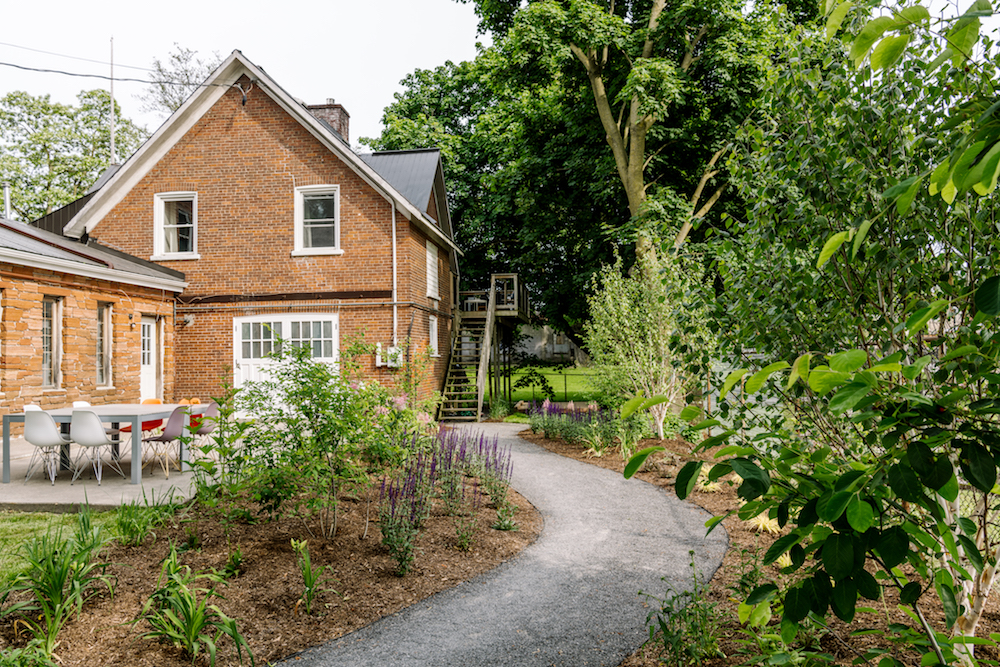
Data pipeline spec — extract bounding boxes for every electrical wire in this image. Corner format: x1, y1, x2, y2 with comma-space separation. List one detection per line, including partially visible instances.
0, 60, 232, 88
0, 40, 155, 72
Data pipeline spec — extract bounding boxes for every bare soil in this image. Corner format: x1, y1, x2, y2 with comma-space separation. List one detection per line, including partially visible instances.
518, 429, 1000, 667
0, 484, 541, 666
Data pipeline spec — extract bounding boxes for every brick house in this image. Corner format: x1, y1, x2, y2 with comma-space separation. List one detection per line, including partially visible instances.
58, 51, 459, 403
0, 217, 185, 415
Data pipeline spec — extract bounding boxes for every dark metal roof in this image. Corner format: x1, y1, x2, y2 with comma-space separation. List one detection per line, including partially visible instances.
0, 217, 185, 284
359, 149, 440, 218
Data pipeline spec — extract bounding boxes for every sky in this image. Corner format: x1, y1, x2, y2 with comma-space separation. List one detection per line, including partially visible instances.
0, 0, 489, 150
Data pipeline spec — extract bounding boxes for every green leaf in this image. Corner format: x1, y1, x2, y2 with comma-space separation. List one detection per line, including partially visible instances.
745, 361, 790, 394
856, 569, 881, 600
958, 534, 984, 571
764, 533, 802, 566
868, 362, 901, 373
786, 353, 812, 390
900, 581, 922, 605
674, 460, 704, 500
747, 584, 779, 605
638, 396, 671, 414
947, 17, 981, 64
730, 457, 771, 500
829, 381, 871, 415
831, 578, 858, 622
871, 34, 911, 70
890, 5, 932, 27
620, 395, 647, 420
960, 443, 997, 492
720, 368, 748, 402
902, 355, 932, 380
679, 404, 702, 421
624, 446, 665, 479
691, 419, 720, 430
819, 491, 853, 522
850, 16, 895, 66
817, 230, 850, 269
937, 580, 959, 628
825, 1, 853, 38
783, 586, 810, 622
852, 217, 874, 259
823, 533, 857, 581
906, 299, 949, 337
877, 526, 910, 568
941, 344, 980, 362
809, 368, 851, 396
888, 463, 924, 502
829, 349, 868, 373
847, 497, 875, 532
975, 276, 1000, 315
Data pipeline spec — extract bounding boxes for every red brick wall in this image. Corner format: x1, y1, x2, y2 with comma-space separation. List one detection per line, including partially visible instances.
89, 81, 453, 403
0, 263, 175, 423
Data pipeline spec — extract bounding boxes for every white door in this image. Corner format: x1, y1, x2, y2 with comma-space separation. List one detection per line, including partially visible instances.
233, 314, 339, 389
139, 316, 159, 400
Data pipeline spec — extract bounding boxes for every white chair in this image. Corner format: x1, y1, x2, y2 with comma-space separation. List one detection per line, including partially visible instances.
142, 406, 188, 478
70, 410, 126, 485
24, 409, 70, 485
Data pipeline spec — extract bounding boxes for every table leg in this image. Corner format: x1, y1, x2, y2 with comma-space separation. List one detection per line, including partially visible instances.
3, 417, 10, 484
179, 411, 190, 473
130, 416, 141, 485
110, 422, 120, 461
59, 423, 71, 471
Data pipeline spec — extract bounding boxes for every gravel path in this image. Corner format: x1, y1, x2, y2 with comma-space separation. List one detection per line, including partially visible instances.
279, 422, 728, 667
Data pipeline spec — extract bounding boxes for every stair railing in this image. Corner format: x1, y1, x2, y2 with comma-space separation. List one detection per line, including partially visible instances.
475, 281, 498, 422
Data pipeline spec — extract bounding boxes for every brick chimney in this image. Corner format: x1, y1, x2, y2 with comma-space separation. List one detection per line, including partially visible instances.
306, 99, 350, 143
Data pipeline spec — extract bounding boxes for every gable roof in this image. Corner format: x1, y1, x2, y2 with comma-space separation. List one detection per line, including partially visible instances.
0, 218, 186, 292
359, 148, 454, 242
63, 50, 460, 255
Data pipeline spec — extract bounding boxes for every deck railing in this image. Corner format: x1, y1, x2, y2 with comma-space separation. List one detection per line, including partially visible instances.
459, 274, 529, 321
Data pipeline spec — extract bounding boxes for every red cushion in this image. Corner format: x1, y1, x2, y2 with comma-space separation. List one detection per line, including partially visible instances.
120, 419, 163, 433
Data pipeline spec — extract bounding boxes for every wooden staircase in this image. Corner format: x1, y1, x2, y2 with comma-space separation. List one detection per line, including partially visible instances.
438, 274, 531, 422
438, 319, 487, 422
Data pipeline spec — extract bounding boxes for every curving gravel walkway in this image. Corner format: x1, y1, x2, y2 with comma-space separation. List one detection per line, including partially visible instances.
279, 422, 728, 667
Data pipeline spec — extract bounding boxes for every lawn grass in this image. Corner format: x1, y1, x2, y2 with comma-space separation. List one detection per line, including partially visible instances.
0, 510, 119, 581
491, 367, 598, 404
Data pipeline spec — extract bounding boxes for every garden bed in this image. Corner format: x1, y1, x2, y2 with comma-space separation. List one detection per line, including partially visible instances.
0, 485, 541, 666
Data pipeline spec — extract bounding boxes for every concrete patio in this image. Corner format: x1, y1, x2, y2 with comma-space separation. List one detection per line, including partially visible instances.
0, 435, 197, 513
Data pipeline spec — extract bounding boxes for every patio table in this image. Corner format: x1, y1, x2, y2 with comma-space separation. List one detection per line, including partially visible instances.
2, 403, 205, 485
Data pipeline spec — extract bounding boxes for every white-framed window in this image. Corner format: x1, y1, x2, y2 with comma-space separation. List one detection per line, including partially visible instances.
97, 303, 113, 387
429, 315, 439, 357
293, 185, 342, 256
234, 314, 340, 388
152, 191, 199, 260
41, 297, 62, 387
426, 240, 439, 300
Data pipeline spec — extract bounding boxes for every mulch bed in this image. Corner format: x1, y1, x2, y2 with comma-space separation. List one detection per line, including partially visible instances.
0, 485, 541, 666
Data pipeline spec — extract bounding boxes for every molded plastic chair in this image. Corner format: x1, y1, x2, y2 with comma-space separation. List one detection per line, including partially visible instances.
142, 406, 188, 478
70, 410, 125, 485
24, 410, 70, 485
190, 402, 220, 454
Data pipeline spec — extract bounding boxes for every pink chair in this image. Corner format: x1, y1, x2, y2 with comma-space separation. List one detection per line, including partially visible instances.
141, 406, 188, 478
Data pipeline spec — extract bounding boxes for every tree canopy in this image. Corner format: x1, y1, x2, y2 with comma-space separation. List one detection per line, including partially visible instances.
0, 90, 146, 222
138, 44, 222, 117
369, 0, 783, 339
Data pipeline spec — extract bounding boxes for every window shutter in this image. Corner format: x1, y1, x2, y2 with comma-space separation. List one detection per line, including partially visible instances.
426, 240, 439, 299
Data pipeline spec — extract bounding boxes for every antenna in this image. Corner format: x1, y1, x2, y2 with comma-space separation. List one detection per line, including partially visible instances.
109, 37, 117, 164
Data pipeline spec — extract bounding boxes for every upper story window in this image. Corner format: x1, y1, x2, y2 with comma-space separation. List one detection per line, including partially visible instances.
426, 240, 439, 301
152, 192, 199, 260
293, 185, 342, 257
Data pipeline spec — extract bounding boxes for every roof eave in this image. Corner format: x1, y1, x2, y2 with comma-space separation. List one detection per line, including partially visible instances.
0, 248, 188, 293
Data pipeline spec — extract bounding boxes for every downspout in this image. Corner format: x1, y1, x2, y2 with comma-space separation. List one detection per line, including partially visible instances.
392, 202, 398, 347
